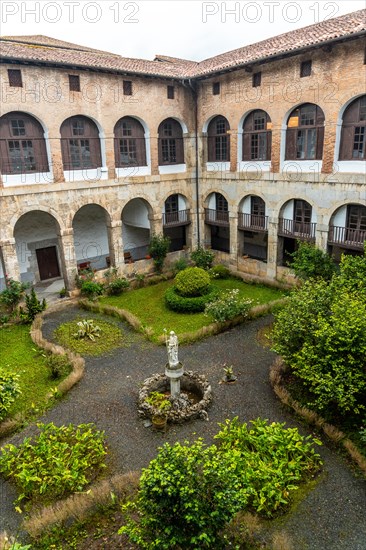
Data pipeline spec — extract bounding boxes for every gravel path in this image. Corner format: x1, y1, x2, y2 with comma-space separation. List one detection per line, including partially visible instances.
1, 306, 365, 549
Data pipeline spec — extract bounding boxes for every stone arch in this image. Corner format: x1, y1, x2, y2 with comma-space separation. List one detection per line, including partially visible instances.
72, 204, 112, 270
13, 210, 63, 284
121, 198, 152, 262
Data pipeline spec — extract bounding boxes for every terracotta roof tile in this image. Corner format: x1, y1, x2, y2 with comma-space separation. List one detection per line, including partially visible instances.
0, 9, 365, 79
193, 8, 366, 76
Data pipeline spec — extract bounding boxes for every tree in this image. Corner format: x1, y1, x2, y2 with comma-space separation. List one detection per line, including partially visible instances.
148, 234, 171, 273
272, 252, 366, 416
289, 241, 336, 281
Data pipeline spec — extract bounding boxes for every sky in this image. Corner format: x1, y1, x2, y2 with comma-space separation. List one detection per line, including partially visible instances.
0, 1, 365, 61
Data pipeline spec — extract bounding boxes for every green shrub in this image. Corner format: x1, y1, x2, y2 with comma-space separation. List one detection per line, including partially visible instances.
191, 246, 214, 270
175, 267, 211, 297
45, 354, 72, 380
75, 269, 94, 289
0, 370, 21, 420
173, 257, 188, 273
148, 234, 171, 273
205, 289, 253, 322
120, 418, 322, 548
215, 418, 323, 517
107, 277, 130, 296
209, 264, 230, 279
0, 277, 28, 312
80, 280, 104, 300
20, 288, 46, 322
165, 285, 218, 313
0, 422, 107, 505
120, 439, 246, 549
290, 241, 336, 281
272, 253, 366, 416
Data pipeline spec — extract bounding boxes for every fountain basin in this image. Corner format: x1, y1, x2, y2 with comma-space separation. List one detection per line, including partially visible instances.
138, 370, 212, 424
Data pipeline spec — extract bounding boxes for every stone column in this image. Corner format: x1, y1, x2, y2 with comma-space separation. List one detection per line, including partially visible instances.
50, 138, 65, 184
107, 221, 124, 269
229, 212, 238, 267
57, 228, 78, 290
104, 136, 116, 180
315, 218, 329, 251
149, 214, 163, 236
229, 131, 238, 173
266, 218, 279, 280
0, 240, 20, 281
150, 133, 159, 176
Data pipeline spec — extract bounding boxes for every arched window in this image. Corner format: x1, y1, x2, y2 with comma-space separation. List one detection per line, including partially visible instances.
60, 116, 102, 170
285, 104, 324, 160
0, 112, 49, 174
339, 96, 366, 160
243, 110, 272, 161
114, 117, 146, 167
207, 116, 230, 162
158, 118, 184, 165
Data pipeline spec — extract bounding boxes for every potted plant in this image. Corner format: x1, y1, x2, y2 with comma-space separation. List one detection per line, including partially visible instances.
223, 365, 237, 383
146, 391, 171, 430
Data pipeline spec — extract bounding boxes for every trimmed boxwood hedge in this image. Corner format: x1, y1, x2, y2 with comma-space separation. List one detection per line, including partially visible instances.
165, 285, 219, 313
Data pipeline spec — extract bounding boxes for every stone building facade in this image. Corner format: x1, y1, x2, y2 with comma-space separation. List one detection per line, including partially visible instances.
0, 9, 365, 290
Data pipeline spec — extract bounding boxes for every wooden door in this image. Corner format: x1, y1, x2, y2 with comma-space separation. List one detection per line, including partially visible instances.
36, 246, 60, 280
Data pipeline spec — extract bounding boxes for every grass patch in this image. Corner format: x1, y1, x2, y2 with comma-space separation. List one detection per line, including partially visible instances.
54, 317, 129, 356
100, 278, 284, 342
0, 324, 66, 421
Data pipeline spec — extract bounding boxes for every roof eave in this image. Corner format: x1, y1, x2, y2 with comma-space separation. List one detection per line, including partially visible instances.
192, 30, 366, 80
0, 55, 185, 81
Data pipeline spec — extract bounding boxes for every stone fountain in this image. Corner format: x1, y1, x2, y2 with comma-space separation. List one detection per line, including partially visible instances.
138, 329, 212, 425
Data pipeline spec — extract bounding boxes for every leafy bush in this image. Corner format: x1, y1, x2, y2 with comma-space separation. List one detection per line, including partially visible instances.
120, 439, 246, 549
205, 289, 253, 322
290, 242, 336, 281
215, 418, 322, 517
173, 257, 188, 273
0, 277, 28, 312
120, 419, 322, 548
73, 319, 101, 341
0, 422, 107, 504
75, 268, 95, 289
209, 264, 230, 279
80, 280, 104, 300
272, 253, 366, 416
175, 267, 211, 297
165, 285, 218, 313
0, 370, 21, 420
45, 353, 72, 380
20, 288, 46, 322
191, 246, 214, 270
148, 234, 171, 273
107, 277, 130, 296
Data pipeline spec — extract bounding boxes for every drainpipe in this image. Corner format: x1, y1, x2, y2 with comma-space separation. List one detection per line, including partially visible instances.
185, 78, 200, 246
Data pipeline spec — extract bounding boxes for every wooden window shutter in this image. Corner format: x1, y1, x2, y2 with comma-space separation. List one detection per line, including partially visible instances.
285, 129, 296, 160
339, 126, 353, 160
243, 133, 251, 160
316, 126, 324, 159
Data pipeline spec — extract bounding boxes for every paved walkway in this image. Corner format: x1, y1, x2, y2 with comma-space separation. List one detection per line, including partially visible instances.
1, 306, 365, 549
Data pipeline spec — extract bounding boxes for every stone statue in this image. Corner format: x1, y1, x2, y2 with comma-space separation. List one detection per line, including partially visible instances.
166, 330, 179, 366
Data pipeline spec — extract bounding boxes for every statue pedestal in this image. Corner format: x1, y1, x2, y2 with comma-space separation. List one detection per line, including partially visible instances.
165, 362, 184, 398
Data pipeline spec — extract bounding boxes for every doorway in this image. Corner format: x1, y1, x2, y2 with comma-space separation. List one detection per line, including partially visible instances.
36, 246, 60, 280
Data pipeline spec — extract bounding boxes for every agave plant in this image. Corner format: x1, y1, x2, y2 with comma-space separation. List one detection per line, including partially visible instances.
73, 319, 101, 341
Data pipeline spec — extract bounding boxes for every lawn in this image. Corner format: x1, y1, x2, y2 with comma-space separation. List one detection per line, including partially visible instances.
100, 278, 284, 341
0, 324, 64, 420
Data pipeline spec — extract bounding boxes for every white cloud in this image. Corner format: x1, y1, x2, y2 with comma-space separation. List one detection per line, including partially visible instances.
1, 0, 364, 61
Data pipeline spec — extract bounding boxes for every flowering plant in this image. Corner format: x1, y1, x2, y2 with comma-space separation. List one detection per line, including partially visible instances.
205, 289, 252, 322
